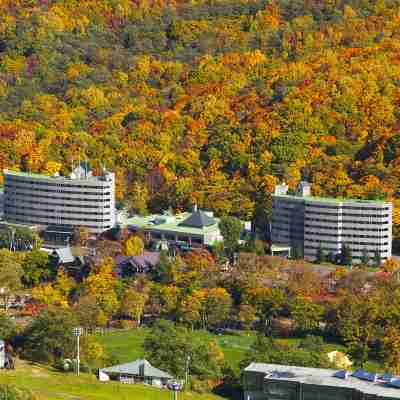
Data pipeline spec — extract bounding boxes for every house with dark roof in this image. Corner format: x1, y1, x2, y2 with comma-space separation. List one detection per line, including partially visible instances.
99, 358, 173, 387
126, 205, 224, 246
114, 251, 160, 276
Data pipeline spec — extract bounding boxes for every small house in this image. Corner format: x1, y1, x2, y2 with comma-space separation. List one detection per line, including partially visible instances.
115, 252, 160, 276
99, 358, 173, 387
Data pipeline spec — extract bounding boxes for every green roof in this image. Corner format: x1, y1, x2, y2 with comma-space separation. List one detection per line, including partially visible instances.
3, 170, 51, 179
125, 212, 220, 236
273, 194, 389, 205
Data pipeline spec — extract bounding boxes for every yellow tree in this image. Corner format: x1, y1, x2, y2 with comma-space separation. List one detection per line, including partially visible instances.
382, 326, 400, 374
119, 289, 147, 325
123, 235, 144, 256
84, 258, 118, 316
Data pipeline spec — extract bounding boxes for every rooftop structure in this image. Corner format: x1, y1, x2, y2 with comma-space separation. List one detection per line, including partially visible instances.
243, 363, 400, 399
126, 206, 223, 246
3, 165, 116, 234
271, 182, 392, 264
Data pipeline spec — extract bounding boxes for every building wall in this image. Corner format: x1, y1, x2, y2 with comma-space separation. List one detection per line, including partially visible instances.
271, 197, 305, 251
4, 171, 116, 233
271, 195, 392, 263
244, 375, 394, 400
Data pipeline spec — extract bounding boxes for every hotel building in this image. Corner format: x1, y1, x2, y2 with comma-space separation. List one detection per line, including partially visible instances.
271, 182, 392, 263
3, 166, 116, 234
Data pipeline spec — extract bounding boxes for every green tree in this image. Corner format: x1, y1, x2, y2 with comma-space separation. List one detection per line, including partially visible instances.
0, 385, 37, 400
0, 312, 16, 341
0, 250, 23, 313
335, 294, 381, 368
381, 326, 400, 374
74, 295, 105, 329
290, 296, 324, 334
291, 244, 303, 260
218, 216, 242, 260
299, 335, 326, 353
21, 250, 52, 287
22, 308, 78, 364
341, 244, 352, 266
316, 243, 326, 263
241, 335, 330, 369
203, 288, 232, 328
360, 247, 370, 266
238, 304, 257, 331
373, 249, 382, 267
144, 320, 224, 380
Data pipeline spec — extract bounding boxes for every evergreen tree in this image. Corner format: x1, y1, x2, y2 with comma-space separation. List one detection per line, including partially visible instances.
373, 249, 382, 267
341, 244, 352, 267
316, 243, 326, 263
291, 244, 303, 260
291, 245, 298, 260
360, 247, 370, 267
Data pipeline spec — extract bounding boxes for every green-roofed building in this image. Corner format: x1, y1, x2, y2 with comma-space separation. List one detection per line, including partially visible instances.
271, 181, 392, 264
3, 166, 116, 234
125, 205, 223, 247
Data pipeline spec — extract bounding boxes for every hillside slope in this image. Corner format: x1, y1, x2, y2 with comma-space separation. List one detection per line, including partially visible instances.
0, 0, 400, 240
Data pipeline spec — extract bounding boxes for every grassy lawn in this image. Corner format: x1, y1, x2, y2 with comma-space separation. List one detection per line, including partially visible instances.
0, 360, 225, 400
96, 328, 384, 373
96, 328, 255, 370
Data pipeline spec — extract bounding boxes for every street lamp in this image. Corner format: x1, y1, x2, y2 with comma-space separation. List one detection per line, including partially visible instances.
72, 327, 83, 376
185, 355, 191, 389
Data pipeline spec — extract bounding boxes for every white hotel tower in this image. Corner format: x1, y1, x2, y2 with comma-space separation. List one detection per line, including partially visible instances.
3, 165, 116, 234
271, 182, 392, 263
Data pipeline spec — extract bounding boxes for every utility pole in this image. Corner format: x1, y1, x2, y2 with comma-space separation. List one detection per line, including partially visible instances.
72, 327, 82, 376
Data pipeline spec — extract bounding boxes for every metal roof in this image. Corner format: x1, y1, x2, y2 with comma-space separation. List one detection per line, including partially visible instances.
100, 359, 172, 379
51, 247, 75, 264
179, 210, 216, 228
272, 193, 389, 205
244, 363, 400, 398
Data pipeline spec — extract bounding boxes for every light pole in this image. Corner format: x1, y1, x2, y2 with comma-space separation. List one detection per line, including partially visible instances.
185, 355, 191, 389
72, 327, 83, 376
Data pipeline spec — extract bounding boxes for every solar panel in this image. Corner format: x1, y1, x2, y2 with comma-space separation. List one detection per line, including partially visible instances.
388, 378, 400, 388
352, 370, 378, 382
334, 370, 350, 379
381, 373, 394, 382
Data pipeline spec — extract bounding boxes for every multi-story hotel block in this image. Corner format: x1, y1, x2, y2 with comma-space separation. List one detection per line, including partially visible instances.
3, 166, 116, 234
271, 182, 392, 263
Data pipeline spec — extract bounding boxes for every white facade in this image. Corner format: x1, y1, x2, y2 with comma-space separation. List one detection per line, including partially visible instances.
3, 168, 116, 234
271, 183, 392, 264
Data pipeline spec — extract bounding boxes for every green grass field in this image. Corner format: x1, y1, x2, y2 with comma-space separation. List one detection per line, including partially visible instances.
0, 360, 225, 400
95, 328, 256, 370
95, 328, 383, 373
0, 329, 383, 400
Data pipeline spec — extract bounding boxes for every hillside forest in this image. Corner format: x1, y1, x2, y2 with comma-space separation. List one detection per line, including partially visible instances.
1, 0, 400, 241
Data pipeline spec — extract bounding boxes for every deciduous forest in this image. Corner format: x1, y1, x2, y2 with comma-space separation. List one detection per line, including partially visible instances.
1, 0, 400, 241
